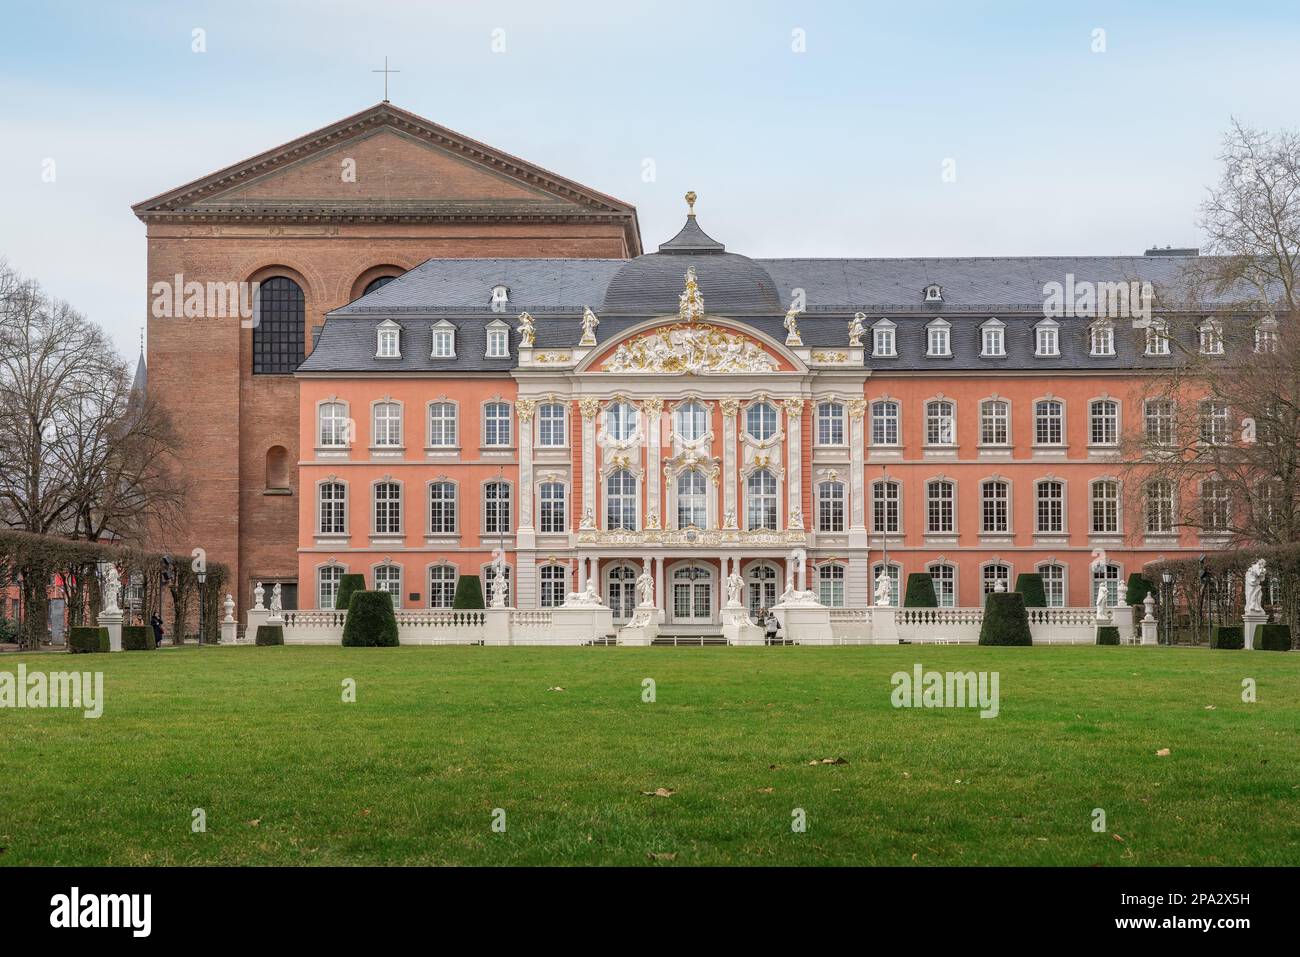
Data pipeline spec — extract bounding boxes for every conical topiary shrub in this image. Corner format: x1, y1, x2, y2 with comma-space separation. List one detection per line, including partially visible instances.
342, 591, 399, 647
1125, 572, 1154, 608
334, 573, 367, 611
978, 592, 1033, 646
453, 574, 485, 610
1014, 573, 1046, 608
903, 572, 938, 608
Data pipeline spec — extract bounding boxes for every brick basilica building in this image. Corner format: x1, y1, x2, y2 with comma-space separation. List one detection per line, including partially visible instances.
138, 102, 1239, 628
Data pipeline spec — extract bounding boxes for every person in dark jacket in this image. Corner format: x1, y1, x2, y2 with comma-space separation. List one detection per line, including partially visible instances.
150, 612, 164, 648
763, 608, 780, 644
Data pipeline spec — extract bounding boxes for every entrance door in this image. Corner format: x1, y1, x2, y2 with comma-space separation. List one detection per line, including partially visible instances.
606, 564, 637, 623
670, 564, 713, 625
746, 563, 779, 620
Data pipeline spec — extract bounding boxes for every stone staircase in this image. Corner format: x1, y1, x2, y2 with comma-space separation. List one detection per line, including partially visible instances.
650, 634, 727, 647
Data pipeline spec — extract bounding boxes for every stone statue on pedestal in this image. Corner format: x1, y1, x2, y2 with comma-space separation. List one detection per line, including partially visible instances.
636, 560, 655, 608
1244, 558, 1267, 616
253, 581, 266, 610
102, 565, 122, 615
726, 570, 744, 608
269, 583, 282, 615
874, 571, 893, 608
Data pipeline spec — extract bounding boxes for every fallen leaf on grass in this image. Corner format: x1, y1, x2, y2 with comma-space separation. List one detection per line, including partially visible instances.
757, 787, 774, 794
641, 788, 675, 798
809, 757, 848, 765
1155, 748, 1171, 757
902, 771, 911, 779
1112, 833, 1125, 843
647, 852, 677, 861
1204, 705, 1216, 710
248, 819, 261, 827
547, 686, 565, 692
359, 809, 371, 817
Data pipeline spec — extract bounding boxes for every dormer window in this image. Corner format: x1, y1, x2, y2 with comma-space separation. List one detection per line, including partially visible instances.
432, 320, 456, 359
924, 284, 943, 303
926, 318, 950, 356
1034, 319, 1059, 356
1199, 319, 1223, 355
376, 320, 401, 359
1090, 320, 1115, 356
1146, 319, 1171, 356
872, 318, 896, 357
490, 285, 510, 308
485, 321, 509, 358
980, 318, 1005, 357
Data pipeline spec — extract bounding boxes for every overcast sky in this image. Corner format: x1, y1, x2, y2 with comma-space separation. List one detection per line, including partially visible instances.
2, 0, 1298, 360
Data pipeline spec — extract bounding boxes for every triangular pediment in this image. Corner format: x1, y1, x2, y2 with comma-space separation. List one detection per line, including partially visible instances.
133, 102, 640, 251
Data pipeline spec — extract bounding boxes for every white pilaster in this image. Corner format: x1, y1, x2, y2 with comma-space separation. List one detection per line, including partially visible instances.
848, 398, 866, 533
642, 398, 663, 529
721, 398, 739, 528
784, 398, 805, 529
517, 400, 536, 532
580, 397, 599, 528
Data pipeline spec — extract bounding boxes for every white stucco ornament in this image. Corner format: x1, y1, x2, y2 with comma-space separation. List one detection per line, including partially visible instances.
726, 571, 744, 608
604, 323, 778, 375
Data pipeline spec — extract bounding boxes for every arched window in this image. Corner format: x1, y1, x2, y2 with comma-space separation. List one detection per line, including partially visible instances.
816, 402, 844, 446
538, 403, 566, 447
428, 482, 456, 534
374, 565, 401, 606
364, 275, 396, 296
318, 402, 349, 447
871, 563, 901, 606
429, 565, 457, 608
605, 401, 637, 441
1089, 399, 1119, 445
746, 563, 778, 620
318, 565, 343, 609
677, 471, 707, 529
252, 276, 305, 375
265, 445, 289, 490
1035, 400, 1064, 446
981, 563, 1010, 595
926, 562, 956, 607
606, 563, 638, 621
540, 564, 568, 608
980, 399, 1010, 445
1091, 480, 1119, 534
1038, 563, 1065, 607
745, 402, 777, 441
747, 469, 778, 531
374, 482, 402, 535
871, 480, 899, 534
675, 401, 708, 441
484, 481, 511, 535
606, 470, 637, 530
870, 400, 899, 446
926, 400, 955, 446
1092, 562, 1121, 606
318, 482, 346, 534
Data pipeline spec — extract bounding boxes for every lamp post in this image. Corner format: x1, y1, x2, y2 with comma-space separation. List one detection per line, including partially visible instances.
1161, 570, 1173, 646
196, 569, 207, 647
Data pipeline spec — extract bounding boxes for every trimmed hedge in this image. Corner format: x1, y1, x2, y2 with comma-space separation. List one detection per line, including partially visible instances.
68, 626, 109, 654
1210, 625, 1244, 649
903, 572, 937, 608
1257, 624, 1292, 651
121, 625, 155, 651
255, 624, 284, 646
1096, 625, 1120, 645
453, 574, 485, 610
978, 592, 1033, 646
342, 591, 400, 647
1014, 573, 1047, 608
334, 573, 367, 611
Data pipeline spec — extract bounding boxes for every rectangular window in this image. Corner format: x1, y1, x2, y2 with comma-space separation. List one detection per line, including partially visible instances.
818, 482, 845, 532
318, 483, 346, 535
318, 402, 349, 447
1091, 481, 1119, 534
1090, 400, 1118, 445
1146, 322, 1171, 355
428, 403, 457, 447
487, 328, 508, 358
1035, 326, 1058, 356
1090, 324, 1114, 356
926, 481, 954, 534
433, 329, 455, 358
538, 403, 566, 447
981, 327, 1004, 356
873, 327, 896, 357
484, 482, 511, 535
540, 565, 568, 608
927, 326, 950, 356
927, 564, 955, 607
817, 565, 845, 608
373, 403, 402, 447
429, 567, 457, 608
980, 400, 1009, 445
1146, 481, 1173, 534
539, 483, 566, 533
1144, 399, 1174, 446
872, 481, 899, 534
484, 402, 511, 447
816, 402, 844, 445
1039, 565, 1065, 607
871, 401, 899, 445
926, 401, 955, 445
318, 566, 342, 610
981, 482, 1008, 533
1036, 481, 1063, 533
1199, 401, 1230, 445
374, 565, 401, 606
377, 328, 400, 358
1035, 400, 1063, 445
374, 482, 402, 535
428, 483, 456, 535
1202, 481, 1231, 532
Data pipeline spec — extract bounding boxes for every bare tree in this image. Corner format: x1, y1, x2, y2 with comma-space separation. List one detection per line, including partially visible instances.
1123, 122, 1300, 547
0, 262, 184, 544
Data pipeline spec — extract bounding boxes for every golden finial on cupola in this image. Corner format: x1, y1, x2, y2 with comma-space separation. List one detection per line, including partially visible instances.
685, 190, 697, 216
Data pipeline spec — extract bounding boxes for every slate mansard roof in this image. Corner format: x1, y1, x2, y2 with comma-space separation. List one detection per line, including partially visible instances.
300, 208, 1256, 375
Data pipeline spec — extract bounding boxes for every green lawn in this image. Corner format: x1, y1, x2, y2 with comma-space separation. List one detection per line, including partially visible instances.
1, 645, 1297, 866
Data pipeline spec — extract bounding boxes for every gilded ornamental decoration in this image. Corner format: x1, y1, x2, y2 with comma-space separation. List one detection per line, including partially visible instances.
602, 323, 779, 375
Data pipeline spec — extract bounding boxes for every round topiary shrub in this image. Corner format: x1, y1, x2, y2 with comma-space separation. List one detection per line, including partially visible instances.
121, 625, 155, 651
342, 591, 400, 647
453, 574, 485, 610
1125, 572, 1155, 608
1095, 625, 1120, 645
1256, 624, 1292, 651
255, 624, 284, 646
334, 573, 367, 611
903, 572, 937, 608
69, 626, 110, 654
979, 592, 1033, 646
1014, 573, 1047, 608
1210, 625, 1244, 649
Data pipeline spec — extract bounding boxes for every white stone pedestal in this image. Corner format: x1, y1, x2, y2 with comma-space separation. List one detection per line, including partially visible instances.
483, 607, 513, 646
99, 611, 123, 652
618, 612, 659, 646
774, 604, 833, 645
1140, 594, 1158, 645
549, 605, 614, 644
246, 607, 270, 640
221, 619, 238, 644
1243, 612, 1267, 651
869, 605, 898, 645
721, 607, 762, 645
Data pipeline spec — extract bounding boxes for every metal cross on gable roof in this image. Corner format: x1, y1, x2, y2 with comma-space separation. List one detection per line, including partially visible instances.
372, 56, 400, 102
